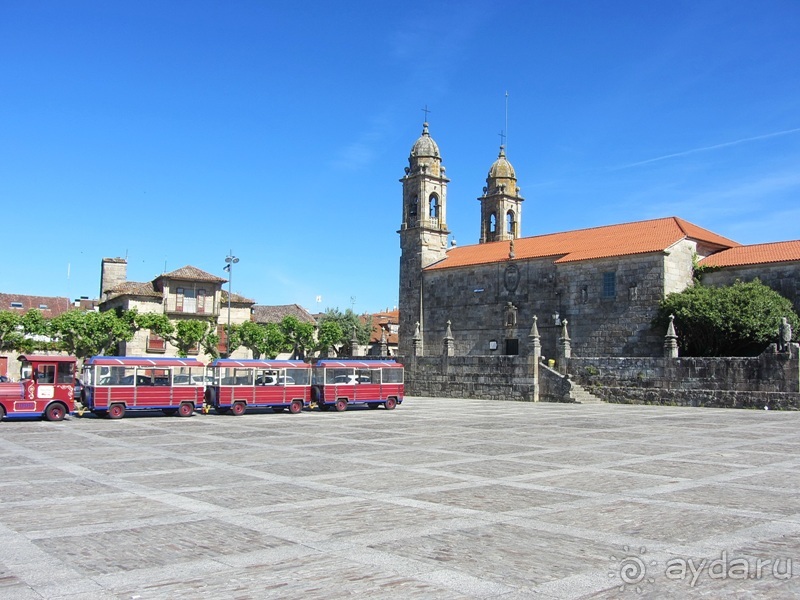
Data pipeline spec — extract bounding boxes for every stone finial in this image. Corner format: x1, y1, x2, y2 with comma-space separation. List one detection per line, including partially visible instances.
413, 321, 421, 340
528, 315, 541, 358
509, 237, 515, 260
443, 320, 455, 357
778, 316, 792, 353
379, 327, 388, 356
557, 319, 571, 365
413, 321, 423, 357
350, 325, 359, 357
560, 319, 570, 342
664, 314, 679, 358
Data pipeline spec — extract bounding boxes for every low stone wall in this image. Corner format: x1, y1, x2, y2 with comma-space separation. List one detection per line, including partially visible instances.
402, 355, 538, 402
570, 348, 800, 409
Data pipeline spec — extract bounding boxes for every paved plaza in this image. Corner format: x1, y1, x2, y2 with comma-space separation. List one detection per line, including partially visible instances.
1, 398, 799, 599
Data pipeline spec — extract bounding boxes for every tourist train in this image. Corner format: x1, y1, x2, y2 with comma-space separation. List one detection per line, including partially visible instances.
0, 355, 403, 421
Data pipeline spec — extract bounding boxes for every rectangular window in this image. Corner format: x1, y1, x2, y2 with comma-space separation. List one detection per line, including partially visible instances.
217, 324, 227, 354
382, 367, 403, 384
56, 362, 74, 384
176, 288, 184, 312
10, 302, 23, 309
147, 331, 166, 353
197, 289, 206, 314
602, 272, 616, 298
505, 339, 519, 355
183, 288, 197, 313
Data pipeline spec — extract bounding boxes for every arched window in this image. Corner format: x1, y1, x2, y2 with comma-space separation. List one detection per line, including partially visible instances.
506, 211, 515, 236
489, 212, 497, 233
429, 194, 439, 219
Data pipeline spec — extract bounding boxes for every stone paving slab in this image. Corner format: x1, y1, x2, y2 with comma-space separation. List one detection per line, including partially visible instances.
1, 397, 800, 598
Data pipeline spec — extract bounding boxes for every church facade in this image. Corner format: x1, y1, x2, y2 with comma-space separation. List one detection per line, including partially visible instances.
398, 123, 800, 360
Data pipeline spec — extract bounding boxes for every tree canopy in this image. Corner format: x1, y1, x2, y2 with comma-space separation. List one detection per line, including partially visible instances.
316, 308, 371, 356
656, 279, 799, 356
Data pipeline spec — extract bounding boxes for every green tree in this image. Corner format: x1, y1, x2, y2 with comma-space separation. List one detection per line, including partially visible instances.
316, 320, 343, 356
171, 319, 214, 357
656, 279, 799, 356
316, 308, 370, 356
50, 308, 138, 359
280, 316, 315, 359
234, 321, 287, 359
0, 310, 24, 353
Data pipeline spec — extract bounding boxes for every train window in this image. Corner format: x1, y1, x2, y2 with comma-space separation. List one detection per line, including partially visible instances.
36, 364, 56, 384
56, 361, 74, 383
382, 368, 403, 384
101, 366, 136, 385
286, 368, 310, 385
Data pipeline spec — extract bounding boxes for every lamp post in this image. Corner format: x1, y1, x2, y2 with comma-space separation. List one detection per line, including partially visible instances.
224, 251, 239, 357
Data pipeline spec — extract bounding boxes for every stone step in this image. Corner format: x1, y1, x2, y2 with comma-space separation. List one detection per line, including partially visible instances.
569, 381, 605, 404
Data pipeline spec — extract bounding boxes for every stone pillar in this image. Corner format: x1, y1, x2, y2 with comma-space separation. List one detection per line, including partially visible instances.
527, 315, 541, 402
350, 326, 359, 357
664, 314, 679, 358
443, 320, 455, 357
412, 321, 423, 357
379, 328, 388, 357
557, 319, 571, 375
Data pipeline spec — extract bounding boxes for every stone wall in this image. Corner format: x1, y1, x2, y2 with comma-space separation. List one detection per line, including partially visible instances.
570, 348, 800, 408
419, 250, 677, 359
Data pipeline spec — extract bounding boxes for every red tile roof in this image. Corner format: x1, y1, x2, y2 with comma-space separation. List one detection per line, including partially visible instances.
253, 304, 316, 324
699, 240, 800, 268
159, 265, 227, 283
0, 294, 73, 318
426, 217, 740, 270
363, 310, 399, 344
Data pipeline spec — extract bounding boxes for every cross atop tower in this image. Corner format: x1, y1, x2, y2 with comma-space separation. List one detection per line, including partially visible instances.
498, 130, 506, 146
421, 104, 431, 122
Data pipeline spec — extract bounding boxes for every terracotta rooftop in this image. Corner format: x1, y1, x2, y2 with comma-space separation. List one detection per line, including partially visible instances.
0, 294, 74, 319
159, 265, 227, 283
426, 216, 740, 271
253, 304, 316, 324
221, 291, 256, 305
364, 310, 399, 345
699, 240, 800, 268
105, 281, 161, 300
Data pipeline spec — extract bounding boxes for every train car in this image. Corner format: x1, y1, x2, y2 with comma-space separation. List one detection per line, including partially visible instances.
205, 359, 312, 415
311, 359, 404, 411
0, 355, 77, 421
82, 356, 205, 418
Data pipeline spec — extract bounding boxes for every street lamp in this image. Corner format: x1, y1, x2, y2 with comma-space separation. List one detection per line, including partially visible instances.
224, 251, 239, 357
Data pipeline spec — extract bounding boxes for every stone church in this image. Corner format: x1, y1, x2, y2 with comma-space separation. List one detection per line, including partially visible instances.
398, 122, 800, 360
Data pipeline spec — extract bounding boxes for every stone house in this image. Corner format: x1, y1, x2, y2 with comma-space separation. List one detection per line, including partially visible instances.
363, 309, 399, 357
99, 258, 253, 360
398, 122, 800, 359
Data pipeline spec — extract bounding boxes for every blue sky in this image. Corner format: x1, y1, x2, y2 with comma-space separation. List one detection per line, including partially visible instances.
2, 1, 799, 314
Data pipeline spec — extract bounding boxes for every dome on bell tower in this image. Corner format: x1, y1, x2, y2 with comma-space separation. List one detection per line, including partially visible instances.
488, 145, 516, 179
410, 122, 440, 159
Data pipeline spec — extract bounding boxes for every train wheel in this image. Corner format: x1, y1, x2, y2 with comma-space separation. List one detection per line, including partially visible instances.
0, 404, 5, 421
162, 408, 178, 416
334, 399, 347, 412
108, 404, 126, 419
45, 403, 67, 421
289, 400, 303, 414
368, 403, 380, 409
231, 402, 246, 416
215, 407, 230, 415
384, 398, 397, 410
178, 403, 194, 417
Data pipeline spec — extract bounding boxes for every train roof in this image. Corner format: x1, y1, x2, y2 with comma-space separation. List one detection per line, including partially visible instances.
85, 356, 206, 367
17, 354, 76, 363
315, 360, 401, 368
209, 359, 311, 369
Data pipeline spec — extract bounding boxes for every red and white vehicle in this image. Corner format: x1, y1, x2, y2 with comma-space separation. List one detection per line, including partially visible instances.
82, 356, 205, 419
205, 359, 312, 415
0, 355, 77, 421
311, 360, 404, 412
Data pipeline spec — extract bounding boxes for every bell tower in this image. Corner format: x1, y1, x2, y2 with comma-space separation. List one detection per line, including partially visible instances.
479, 145, 524, 243
398, 122, 450, 357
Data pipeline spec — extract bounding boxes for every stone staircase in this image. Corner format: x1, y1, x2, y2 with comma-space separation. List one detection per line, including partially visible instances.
568, 380, 605, 404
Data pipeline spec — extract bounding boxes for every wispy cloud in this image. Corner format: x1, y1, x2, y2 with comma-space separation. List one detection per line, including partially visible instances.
611, 127, 800, 170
